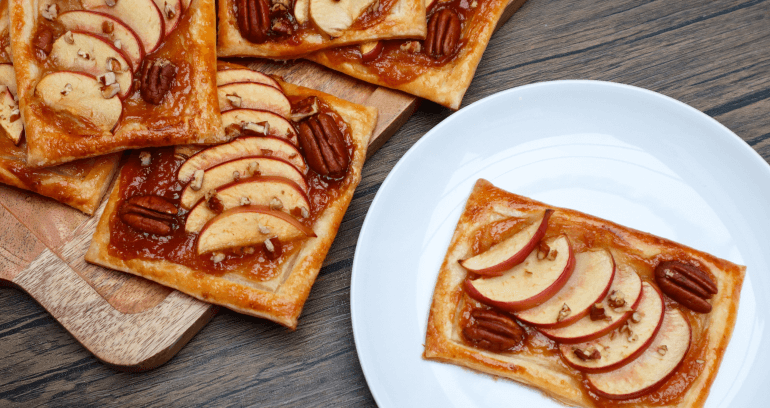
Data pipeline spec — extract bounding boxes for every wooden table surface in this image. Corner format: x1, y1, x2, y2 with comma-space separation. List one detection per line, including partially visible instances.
2, 0, 769, 406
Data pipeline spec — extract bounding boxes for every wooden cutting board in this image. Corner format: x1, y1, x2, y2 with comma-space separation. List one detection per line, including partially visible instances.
0, 0, 527, 370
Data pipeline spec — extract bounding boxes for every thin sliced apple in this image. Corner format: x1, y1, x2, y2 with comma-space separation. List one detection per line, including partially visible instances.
360, 41, 382, 63
222, 109, 297, 145
0, 63, 18, 96
464, 235, 575, 312
516, 249, 615, 328
216, 69, 280, 90
460, 209, 553, 275
50, 31, 133, 98
181, 0, 192, 10
218, 82, 291, 118
309, 0, 376, 37
0, 87, 22, 144
560, 283, 665, 373
185, 176, 311, 233
154, 0, 182, 35
57, 11, 144, 71
586, 309, 691, 399
82, 0, 165, 53
178, 136, 307, 183
294, 0, 309, 24
35, 71, 122, 132
197, 205, 315, 254
179, 156, 308, 209
541, 262, 643, 343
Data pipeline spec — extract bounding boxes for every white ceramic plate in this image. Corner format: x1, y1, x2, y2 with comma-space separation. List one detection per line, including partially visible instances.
351, 81, 770, 407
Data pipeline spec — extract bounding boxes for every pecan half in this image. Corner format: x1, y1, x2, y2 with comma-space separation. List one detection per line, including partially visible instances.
655, 260, 717, 313
236, 0, 270, 43
139, 59, 176, 105
33, 28, 54, 58
462, 308, 526, 352
298, 113, 349, 178
424, 9, 461, 58
119, 196, 177, 235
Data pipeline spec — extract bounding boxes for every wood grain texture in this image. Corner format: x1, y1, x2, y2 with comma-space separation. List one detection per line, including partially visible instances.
2, 0, 770, 406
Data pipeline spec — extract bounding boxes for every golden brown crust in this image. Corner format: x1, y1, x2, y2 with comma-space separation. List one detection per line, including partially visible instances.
216, 0, 426, 59
307, 0, 519, 109
86, 83, 377, 329
0, 149, 119, 214
423, 179, 745, 407
10, 0, 224, 167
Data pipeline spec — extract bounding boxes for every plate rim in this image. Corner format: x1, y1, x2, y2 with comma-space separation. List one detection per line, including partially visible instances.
350, 79, 770, 407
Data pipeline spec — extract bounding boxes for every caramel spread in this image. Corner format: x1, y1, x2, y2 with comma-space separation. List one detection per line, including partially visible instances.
459, 213, 712, 406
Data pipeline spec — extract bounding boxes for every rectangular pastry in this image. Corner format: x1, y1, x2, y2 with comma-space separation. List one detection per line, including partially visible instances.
0, 0, 118, 214
10, 0, 224, 167
307, 0, 527, 109
424, 179, 745, 407
216, 0, 426, 59
86, 66, 377, 328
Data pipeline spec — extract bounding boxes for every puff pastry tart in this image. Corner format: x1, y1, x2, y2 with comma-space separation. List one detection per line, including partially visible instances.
9, 0, 223, 167
216, 0, 426, 59
424, 179, 745, 407
0, 0, 118, 214
307, 0, 528, 109
86, 64, 377, 328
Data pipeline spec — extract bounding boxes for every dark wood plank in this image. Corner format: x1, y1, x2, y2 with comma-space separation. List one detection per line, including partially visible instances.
2, 0, 770, 406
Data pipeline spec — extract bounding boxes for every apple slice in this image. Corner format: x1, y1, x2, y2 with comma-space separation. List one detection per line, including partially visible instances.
197, 205, 315, 254
516, 249, 615, 328
541, 262, 643, 343
586, 309, 691, 399
154, 0, 182, 36
57, 11, 144, 71
460, 209, 553, 276
309, 0, 376, 37
0, 87, 22, 144
0, 63, 18, 96
560, 283, 665, 373
82, 0, 164, 53
179, 156, 308, 210
360, 41, 383, 63
218, 82, 291, 118
50, 31, 133, 98
294, 0, 309, 24
464, 235, 575, 312
216, 69, 280, 90
178, 136, 307, 183
35, 71, 122, 132
185, 176, 310, 233
221, 109, 298, 145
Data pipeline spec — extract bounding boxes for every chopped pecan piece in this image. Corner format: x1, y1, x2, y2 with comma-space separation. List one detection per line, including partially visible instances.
290, 96, 319, 122
298, 113, 350, 178
425, 9, 461, 58
236, 0, 270, 43
574, 347, 601, 361
462, 308, 526, 352
119, 196, 177, 235
589, 303, 608, 321
33, 28, 54, 58
263, 237, 283, 260
139, 59, 176, 105
607, 290, 626, 309
655, 260, 717, 313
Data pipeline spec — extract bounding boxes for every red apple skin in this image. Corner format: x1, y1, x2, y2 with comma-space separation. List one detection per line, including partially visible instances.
361, 42, 383, 63
542, 281, 644, 344
459, 209, 554, 276
463, 238, 576, 312
560, 284, 666, 373
586, 313, 692, 399
518, 252, 615, 329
